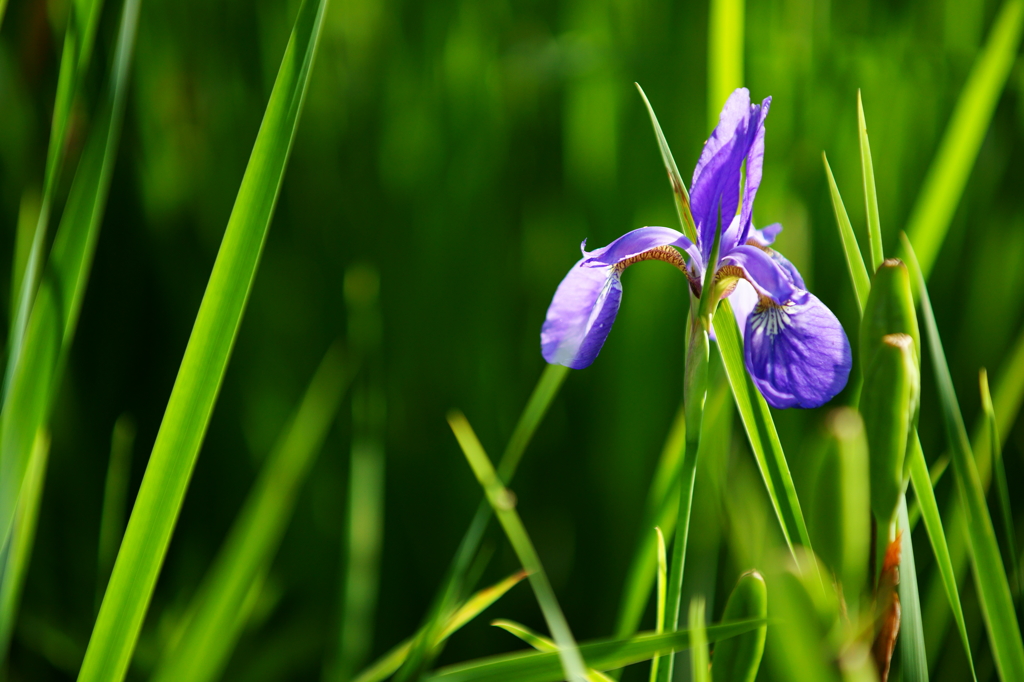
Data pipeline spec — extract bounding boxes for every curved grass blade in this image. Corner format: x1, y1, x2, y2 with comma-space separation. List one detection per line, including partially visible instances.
76, 2, 328, 680
904, 0, 1024, 279
492, 620, 616, 682
688, 598, 709, 682
0, 431, 49, 663
150, 343, 349, 682
647, 528, 668, 682
0, 0, 139, 575
713, 299, 811, 555
903, 234, 1024, 680
396, 363, 569, 681
351, 572, 527, 682
857, 91, 883, 273
907, 435, 977, 680
980, 369, 1019, 597
423, 620, 767, 682
448, 411, 587, 682
634, 84, 697, 242
823, 153, 871, 310
95, 415, 134, 609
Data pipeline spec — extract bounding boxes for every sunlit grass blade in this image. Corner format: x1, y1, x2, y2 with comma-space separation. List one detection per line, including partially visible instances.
713, 299, 811, 554
904, 0, 1024, 279
0, 0, 138, 571
6, 0, 106, 402
903, 234, 1024, 680
907, 434, 977, 680
857, 91, 883, 273
423, 620, 767, 682
923, 318, 1024, 659
0, 430, 49, 664
647, 527, 668, 682
351, 572, 527, 682
980, 369, 1019, 597
823, 153, 871, 310
448, 411, 587, 682
707, 0, 744, 130
76, 2, 328, 680
492, 620, 616, 682
897, 496, 928, 682
688, 598, 709, 682
149, 343, 349, 682
95, 415, 134, 608
396, 363, 569, 681
634, 84, 697, 242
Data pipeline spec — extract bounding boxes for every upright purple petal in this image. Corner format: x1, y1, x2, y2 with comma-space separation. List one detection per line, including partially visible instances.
690, 89, 763, 258
582, 226, 698, 268
743, 292, 851, 408
541, 259, 622, 369
737, 98, 772, 245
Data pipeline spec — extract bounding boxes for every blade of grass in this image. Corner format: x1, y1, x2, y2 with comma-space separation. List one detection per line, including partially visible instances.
635, 84, 697, 242
0, 0, 138, 578
823, 153, 871, 310
707, 0, 744, 131
647, 528, 667, 682
95, 415, 135, 610
904, 0, 1024, 279
0, 430, 49, 663
903, 234, 1024, 681
150, 343, 349, 682
492, 620, 616, 682
6, 0, 106, 403
907, 434, 977, 681
980, 369, 1019, 597
351, 572, 527, 682
423, 620, 767, 682
395, 363, 569, 681
688, 598, 709, 682
713, 299, 811, 555
76, 2, 328, 680
857, 91, 883, 273
448, 411, 587, 682
897, 495, 929, 682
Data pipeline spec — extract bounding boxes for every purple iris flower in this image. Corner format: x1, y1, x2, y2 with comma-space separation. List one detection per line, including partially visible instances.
540, 88, 851, 409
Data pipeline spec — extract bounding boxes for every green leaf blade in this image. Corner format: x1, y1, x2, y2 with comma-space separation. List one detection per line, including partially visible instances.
822, 152, 871, 311
857, 91, 884, 272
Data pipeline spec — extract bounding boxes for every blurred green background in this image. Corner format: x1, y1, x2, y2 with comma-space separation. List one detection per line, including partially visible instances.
1, 0, 1022, 679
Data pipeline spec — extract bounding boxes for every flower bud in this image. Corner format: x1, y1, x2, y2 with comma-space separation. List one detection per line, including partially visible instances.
711, 570, 767, 682
860, 258, 920, 376
809, 408, 871, 613
861, 333, 919, 527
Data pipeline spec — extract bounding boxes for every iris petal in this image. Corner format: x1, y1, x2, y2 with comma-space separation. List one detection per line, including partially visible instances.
743, 291, 851, 408
721, 244, 798, 302
581, 226, 698, 269
748, 222, 782, 246
737, 98, 772, 245
541, 259, 622, 369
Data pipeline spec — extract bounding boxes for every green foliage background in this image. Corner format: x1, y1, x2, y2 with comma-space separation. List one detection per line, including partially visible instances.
0, 0, 1022, 680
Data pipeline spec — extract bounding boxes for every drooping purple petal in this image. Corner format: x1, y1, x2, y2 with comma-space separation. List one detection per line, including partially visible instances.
743, 291, 851, 408
721, 244, 799, 302
582, 226, 699, 269
541, 259, 622, 369
690, 89, 764, 258
737, 98, 772, 245
763, 246, 806, 290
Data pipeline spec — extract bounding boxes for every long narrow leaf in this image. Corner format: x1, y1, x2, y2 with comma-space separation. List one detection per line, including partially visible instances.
907, 434, 977, 680
424, 620, 766, 682
857, 91, 883, 273
76, 2, 328, 680
492, 620, 616, 682
822, 153, 871, 310
903, 235, 1024, 680
150, 344, 349, 682
980, 369, 1019, 597
904, 0, 1024, 279
713, 299, 811, 554
897, 496, 929, 682
449, 411, 587, 682
707, 0, 744, 131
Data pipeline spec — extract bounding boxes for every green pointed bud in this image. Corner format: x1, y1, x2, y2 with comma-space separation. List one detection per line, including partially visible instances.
862, 333, 919, 527
860, 258, 921, 375
809, 408, 871, 614
711, 571, 767, 682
